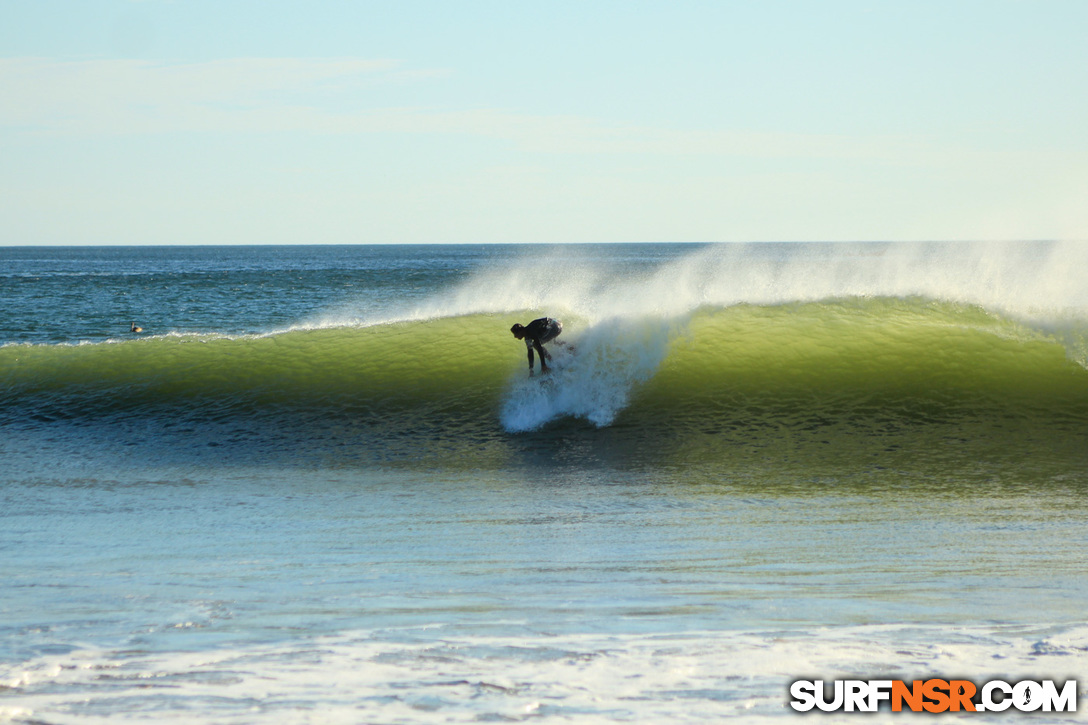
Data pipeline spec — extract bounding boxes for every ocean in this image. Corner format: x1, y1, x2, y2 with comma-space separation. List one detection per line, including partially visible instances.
2, 242, 1087, 722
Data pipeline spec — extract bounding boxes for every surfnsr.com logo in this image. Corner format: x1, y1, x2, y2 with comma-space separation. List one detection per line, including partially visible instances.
789, 679, 1078, 713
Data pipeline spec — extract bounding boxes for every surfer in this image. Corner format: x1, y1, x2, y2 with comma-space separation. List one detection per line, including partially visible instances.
511, 317, 563, 376
130, 322, 143, 333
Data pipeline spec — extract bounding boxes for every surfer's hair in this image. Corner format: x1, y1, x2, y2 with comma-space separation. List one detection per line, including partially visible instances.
510, 323, 524, 336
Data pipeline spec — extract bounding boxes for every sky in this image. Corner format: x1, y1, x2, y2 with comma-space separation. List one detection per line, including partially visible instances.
1, 1, 1086, 245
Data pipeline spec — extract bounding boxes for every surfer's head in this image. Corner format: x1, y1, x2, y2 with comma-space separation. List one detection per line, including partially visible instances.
510, 323, 525, 339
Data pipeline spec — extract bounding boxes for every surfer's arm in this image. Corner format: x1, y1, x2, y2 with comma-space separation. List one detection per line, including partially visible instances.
527, 344, 535, 373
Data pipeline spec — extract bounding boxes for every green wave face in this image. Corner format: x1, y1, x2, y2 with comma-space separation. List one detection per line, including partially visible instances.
652, 298, 1086, 414
630, 300, 1088, 483
1, 317, 512, 412
3, 298, 1087, 476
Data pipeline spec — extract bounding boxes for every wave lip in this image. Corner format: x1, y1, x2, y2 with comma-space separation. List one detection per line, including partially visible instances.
346, 241, 1088, 330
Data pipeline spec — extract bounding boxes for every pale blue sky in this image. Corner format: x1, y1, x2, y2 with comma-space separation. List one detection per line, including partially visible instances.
1, 1, 1086, 244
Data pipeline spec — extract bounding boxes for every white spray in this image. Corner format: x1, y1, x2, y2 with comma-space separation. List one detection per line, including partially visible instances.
500, 315, 680, 432
398, 240, 1088, 326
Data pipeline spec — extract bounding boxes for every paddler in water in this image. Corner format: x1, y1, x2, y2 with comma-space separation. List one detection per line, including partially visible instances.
510, 317, 564, 377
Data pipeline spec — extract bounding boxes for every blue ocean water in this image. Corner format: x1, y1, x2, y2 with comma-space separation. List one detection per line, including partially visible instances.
2, 243, 1087, 722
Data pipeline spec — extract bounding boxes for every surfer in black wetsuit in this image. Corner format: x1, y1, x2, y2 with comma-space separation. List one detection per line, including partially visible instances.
510, 317, 563, 376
